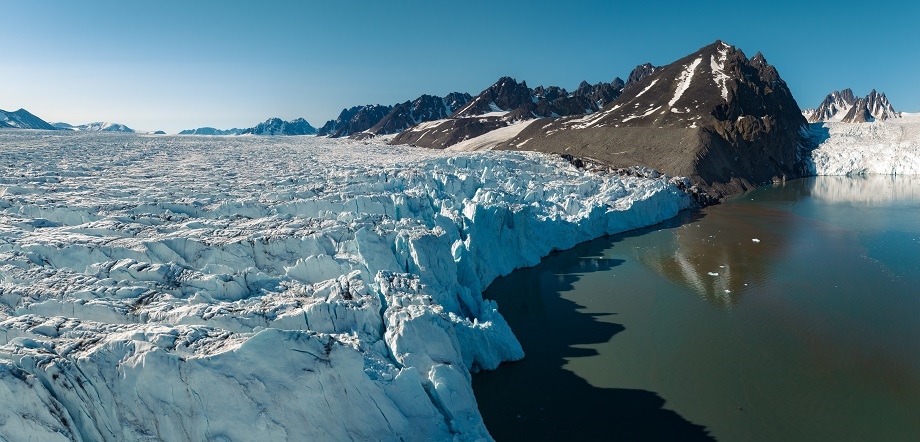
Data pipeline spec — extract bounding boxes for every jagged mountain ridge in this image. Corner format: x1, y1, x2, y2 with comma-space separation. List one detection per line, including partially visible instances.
0, 108, 57, 130
352, 93, 473, 139
317, 104, 393, 138
390, 75, 630, 149
804, 88, 900, 123
500, 40, 809, 200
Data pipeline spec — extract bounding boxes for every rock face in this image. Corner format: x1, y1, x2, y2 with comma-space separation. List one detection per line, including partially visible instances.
243, 118, 317, 136
179, 127, 246, 135
0, 108, 57, 130
805, 88, 900, 122
500, 41, 809, 200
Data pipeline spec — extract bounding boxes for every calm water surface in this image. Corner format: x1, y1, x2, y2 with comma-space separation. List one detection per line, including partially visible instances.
473, 176, 920, 441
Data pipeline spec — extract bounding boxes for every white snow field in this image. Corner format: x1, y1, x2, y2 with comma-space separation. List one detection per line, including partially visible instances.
0, 131, 689, 441
808, 116, 920, 175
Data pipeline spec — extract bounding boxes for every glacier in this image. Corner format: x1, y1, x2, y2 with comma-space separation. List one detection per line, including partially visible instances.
0, 131, 690, 441
807, 116, 920, 175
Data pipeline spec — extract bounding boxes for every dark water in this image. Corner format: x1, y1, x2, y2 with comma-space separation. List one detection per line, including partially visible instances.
473, 176, 920, 441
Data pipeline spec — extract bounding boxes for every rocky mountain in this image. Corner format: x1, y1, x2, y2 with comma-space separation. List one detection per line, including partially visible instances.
499, 40, 809, 200
0, 108, 57, 130
804, 88, 900, 123
53, 122, 134, 132
179, 127, 246, 135
451, 77, 535, 118
243, 117, 317, 136
624, 63, 659, 90
317, 106, 361, 136
391, 76, 627, 149
352, 92, 472, 139
317, 104, 393, 138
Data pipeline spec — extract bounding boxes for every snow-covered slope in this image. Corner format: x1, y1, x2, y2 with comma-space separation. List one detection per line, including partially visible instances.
0, 132, 689, 441
807, 116, 920, 175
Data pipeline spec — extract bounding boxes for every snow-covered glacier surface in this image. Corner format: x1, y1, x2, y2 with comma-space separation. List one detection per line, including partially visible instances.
807, 117, 920, 175
0, 131, 689, 441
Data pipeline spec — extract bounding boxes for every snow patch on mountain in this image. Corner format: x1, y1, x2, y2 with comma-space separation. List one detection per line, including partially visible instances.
710, 44, 730, 101
0, 131, 690, 441
634, 78, 659, 98
446, 120, 538, 152
668, 57, 702, 108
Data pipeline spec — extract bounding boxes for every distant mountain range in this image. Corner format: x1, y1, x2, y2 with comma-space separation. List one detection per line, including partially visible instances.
53, 122, 136, 132
180, 117, 317, 136
803, 89, 900, 123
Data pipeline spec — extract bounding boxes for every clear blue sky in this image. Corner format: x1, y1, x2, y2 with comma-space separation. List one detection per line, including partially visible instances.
2, 0, 918, 133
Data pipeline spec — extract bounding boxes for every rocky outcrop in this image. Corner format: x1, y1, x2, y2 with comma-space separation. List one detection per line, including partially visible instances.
499, 41, 809, 201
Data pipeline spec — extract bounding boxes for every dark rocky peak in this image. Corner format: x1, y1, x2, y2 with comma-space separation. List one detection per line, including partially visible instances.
573, 79, 624, 108
624, 63, 659, 90
327, 104, 394, 138
354, 92, 473, 139
533, 85, 567, 101
501, 40, 808, 200
443, 92, 472, 113
317, 106, 362, 136
451, 76, 533, 117
574, 40, 806, 129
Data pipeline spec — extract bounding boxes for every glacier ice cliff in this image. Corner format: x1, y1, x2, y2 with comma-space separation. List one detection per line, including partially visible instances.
807, 117, 920, 175
0, 131, 689, 441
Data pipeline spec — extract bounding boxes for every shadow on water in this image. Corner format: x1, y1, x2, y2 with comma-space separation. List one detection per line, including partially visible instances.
473, 212, 713, 441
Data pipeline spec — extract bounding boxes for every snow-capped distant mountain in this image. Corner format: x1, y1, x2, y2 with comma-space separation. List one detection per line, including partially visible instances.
53, 122, 135, 132
243, 117, 317, 135
804, 89, 900, 123
178, 127, 246, 135
0, 108, 56, 130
